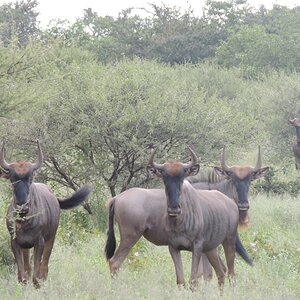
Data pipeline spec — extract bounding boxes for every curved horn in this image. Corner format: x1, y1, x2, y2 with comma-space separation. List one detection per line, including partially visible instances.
221, 146, 231, 172
148, 147, 163, 170
31, 140, 44, 171
0, 142, 10, 171
289, 118, 296, 125
254, 145, 262, 171
182, 146, 198, 169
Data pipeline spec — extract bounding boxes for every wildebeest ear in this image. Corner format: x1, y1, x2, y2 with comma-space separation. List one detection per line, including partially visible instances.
251, 167, 269, 180
213, 166, 231, 178
185, 164, 200, 177
147, 166, 163, 178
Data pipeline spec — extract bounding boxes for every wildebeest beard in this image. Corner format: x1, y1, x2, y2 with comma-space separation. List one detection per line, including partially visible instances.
12, 176, 32, 218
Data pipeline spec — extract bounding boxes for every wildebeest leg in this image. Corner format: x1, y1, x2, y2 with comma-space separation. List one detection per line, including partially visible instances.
296, 159, 300, 173
190, 249, 202, 290
23, 249, 31, 281
222, 237, 236, 286
197, 254, 226, 281
39, 237, 55, 281
11, 239, 26, 284
32, 237, 45, 288
168, 245, 185, 288
197, 254, 213, 281
109, 232, 142, 277
205, 249, 226, 289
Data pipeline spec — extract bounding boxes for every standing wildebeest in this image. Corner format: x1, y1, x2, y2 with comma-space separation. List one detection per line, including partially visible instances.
0, 141, 92, 288
289, 118, 300, 172
187, 146, 268, 279
105, 147, 252, 289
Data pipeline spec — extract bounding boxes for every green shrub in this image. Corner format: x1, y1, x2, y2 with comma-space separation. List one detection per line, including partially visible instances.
253, 167, 300, 196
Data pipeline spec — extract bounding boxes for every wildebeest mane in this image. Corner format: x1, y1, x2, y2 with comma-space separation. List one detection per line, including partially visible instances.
187, 168, 224, 184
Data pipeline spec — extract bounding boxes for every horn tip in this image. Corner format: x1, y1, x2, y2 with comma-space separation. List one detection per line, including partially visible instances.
187, 145, 193, 152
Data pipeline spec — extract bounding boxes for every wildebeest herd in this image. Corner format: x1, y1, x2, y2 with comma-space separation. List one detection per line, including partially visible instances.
0, 123, 298, 291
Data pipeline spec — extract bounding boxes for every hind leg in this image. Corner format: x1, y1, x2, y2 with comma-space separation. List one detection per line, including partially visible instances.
39, 236, 55, 281
197, 254, 213, 281
23, 249, 32, 281
222, 237, 236, 286
205, 249, 226, 290
109, 231, 143, 277
197, 253, 226, 282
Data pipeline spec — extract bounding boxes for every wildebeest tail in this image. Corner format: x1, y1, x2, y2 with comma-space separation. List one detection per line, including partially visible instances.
236, 234, 253, 266
59, 185, 92, 209
105, 198, 116, 260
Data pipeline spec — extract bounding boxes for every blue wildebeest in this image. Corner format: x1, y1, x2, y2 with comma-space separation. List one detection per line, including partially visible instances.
187, 146, 268, 279
289, 118, 300, 172
188, 146, 268, 228
0, 141, 92, 288
105, 147, 252, 289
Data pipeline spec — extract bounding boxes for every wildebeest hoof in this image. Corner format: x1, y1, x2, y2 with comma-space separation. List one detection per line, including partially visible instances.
19, 278, 28, 285
189, 280, 199, 292
33, 277, 41, 289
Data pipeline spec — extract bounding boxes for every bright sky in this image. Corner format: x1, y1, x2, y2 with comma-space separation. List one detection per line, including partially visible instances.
1, 0, 300, 27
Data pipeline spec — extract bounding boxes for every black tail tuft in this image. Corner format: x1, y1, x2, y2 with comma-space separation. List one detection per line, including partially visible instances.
59, 185, 92, 210
105, 199, 116, 260
236, 234, 253, 266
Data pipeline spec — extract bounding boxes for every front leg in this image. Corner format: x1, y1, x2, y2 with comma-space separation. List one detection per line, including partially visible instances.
32, 237, 45, 288
11, 239, 26, 284
168, 245, 185, 288
190, 245, 203, 290
23, 249, 32, 281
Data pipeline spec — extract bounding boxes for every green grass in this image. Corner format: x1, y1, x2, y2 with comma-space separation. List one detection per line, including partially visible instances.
0, 193, 300, 299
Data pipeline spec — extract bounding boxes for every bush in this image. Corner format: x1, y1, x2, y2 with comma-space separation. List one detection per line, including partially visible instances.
253, 167, 300, 196
0, 187, 14, 269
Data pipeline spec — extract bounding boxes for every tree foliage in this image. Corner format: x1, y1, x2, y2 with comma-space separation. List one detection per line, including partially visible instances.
0, 0, 40, 46
215, 5, 300, 76
1, 0, 300, 212
42, 1, 254, 65
0, 40, 259, 196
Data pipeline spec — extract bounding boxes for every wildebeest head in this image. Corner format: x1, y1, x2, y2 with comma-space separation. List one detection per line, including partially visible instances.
0, 141, 43, 216
289, 118, 300, 141
214, 146, 268, 224
147, 147, 199, 217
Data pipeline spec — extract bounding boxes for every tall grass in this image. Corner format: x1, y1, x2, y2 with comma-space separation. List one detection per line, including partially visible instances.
0, 193, 300, 299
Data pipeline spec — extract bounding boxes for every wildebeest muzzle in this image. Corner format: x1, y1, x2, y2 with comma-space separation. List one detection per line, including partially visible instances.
167, 205, 181, 217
